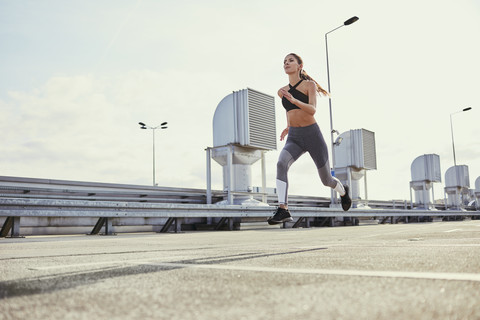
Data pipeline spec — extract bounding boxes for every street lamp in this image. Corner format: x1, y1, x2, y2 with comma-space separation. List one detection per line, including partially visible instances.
138, 121, 168, 186
325, 16, 359, 203
450, 107, 472, 187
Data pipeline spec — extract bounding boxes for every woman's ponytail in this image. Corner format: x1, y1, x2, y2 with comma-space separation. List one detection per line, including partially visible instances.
288, 53, 330, 97
300, 69, 330, 97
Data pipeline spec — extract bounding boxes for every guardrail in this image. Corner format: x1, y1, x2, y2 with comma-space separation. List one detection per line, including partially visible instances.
1, 176, 478, 238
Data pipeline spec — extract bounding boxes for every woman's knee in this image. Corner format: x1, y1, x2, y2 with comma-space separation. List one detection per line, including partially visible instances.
276, 160, 288, 181
277, 150, 294, 179
277, 159, 288, 172
320, 174, 334, 188
318, 166, 336, 188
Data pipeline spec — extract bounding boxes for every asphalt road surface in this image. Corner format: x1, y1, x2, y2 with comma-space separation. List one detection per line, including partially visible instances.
1, 220, 480, 320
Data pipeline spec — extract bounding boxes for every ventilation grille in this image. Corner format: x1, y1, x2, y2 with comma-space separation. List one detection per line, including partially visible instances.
247, 88, 277, 150
361, 129, 377, 170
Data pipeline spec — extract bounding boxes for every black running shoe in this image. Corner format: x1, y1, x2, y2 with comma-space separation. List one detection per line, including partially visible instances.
341, 185, 352, 211
267, 207, 293, 225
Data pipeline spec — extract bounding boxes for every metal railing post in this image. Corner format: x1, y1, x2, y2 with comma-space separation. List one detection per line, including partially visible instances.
206, 147, 212, 205
261, 151, 267, 203
227, 145, 234, 205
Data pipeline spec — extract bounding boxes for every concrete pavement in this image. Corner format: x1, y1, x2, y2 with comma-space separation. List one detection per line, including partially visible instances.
1, 220, 480, 319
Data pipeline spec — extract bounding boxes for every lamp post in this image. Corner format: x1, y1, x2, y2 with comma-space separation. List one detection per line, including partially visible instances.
139, 121, 168, 186
450, 107, 472, 189
325, 16, 359, 203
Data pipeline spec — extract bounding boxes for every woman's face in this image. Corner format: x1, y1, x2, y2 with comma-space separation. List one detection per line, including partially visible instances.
283, 55, 302, 74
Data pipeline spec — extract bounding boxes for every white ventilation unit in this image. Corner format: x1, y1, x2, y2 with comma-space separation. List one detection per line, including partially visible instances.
334, 129, 377, 170
213, 88, 276, 150
333, 129, 377, 207
409, 154, 441, 210
444, 165, 470, 210
207, 88, 276, 205
445, 165, 470, 187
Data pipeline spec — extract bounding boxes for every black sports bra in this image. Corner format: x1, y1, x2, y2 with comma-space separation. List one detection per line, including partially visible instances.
282, 80, 309, 112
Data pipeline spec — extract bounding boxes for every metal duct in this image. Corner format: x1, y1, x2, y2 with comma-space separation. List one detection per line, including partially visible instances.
209, 88, 276, 205
445, 165, 470, 188
444, 165, 470, 210
411, 154, 441, 183
213, 88, 276, 150
334, 129, 377, 170
333, 128, 377, 208
409, 154, 441, 210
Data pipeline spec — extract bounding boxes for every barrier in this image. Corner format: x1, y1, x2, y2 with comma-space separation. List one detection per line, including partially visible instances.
1, 176, 478, 237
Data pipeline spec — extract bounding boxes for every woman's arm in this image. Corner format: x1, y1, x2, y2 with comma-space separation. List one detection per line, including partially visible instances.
278, 88, 290, 141
280, 122, 289, 141
280, 81, 317, 116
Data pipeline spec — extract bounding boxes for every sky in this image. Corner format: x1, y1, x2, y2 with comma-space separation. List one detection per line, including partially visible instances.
1, 0, 479, 201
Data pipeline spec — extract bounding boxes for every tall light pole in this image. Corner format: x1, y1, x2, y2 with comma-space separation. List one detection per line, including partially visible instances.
139, 121, 168, 186
325, 16, 359, 203
450, 107, 472, 186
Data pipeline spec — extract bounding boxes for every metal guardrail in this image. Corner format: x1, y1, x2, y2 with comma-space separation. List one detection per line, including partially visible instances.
3, 175, 473, 210
2, 196, 479, 237
2, 197, 478, 218
0, 176, 219, 204
1, 176, 478, 238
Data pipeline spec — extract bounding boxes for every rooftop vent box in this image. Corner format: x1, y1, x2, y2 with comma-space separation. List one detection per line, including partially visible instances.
445, 165, 470, 188
213, 88, 276, 150
334, 129, 376, 170
411, 154, 441, 182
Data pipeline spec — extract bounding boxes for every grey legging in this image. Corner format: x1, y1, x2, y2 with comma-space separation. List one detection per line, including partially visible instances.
276, 122, 340, 205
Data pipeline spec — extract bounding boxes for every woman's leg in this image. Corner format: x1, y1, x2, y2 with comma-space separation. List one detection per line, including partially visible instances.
270, 142, 304, 224
305, 124, 346, 196
317, 162, 345, 196
276, 141, 304, 206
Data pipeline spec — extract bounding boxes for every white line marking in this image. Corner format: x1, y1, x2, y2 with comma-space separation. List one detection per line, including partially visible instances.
30, 258, 480, 283
30, 259, 154, 271
444, 229, 462, 233
151, 262, 480, 282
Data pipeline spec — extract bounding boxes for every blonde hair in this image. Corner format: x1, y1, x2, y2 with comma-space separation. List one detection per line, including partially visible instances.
288, 53, 329, 97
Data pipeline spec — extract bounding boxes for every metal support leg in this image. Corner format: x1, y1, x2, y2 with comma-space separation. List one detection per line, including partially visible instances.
213, 217, 239, 231
329, 217, 335, 227
1, 217, 23, 238
176, 218, 183, 232
227, 145, 233, 205
90, 217, 116, 235
305, 218, 311, 228
104, 218, 114, 235
206, 148, 212, 204
261, 151, 267, 204
215, 217, 226, 230
1, 217, 13, 237
293, 217, 305, 228
160, 218, 182, 233
160, 217, 174, 233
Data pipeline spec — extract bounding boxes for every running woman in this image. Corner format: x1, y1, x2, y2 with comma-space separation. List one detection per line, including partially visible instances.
268, 53, 352, 225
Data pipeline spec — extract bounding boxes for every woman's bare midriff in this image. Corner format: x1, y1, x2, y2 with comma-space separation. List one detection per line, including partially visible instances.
286, 109, 316, 127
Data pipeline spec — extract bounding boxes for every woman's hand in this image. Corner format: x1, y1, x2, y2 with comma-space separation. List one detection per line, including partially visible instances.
280, 88, 298, 105
280, 127, 289, 141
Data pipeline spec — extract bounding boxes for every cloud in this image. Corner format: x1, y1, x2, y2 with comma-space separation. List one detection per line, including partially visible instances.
0, 69, 239, 187
1, 0, 479, 201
